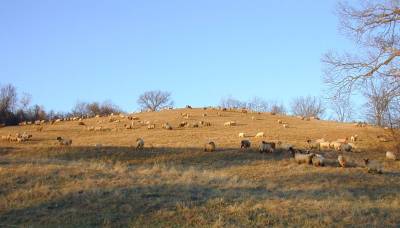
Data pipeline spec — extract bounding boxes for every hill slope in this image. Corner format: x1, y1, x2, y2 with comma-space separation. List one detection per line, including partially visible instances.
0, 108, 399, 226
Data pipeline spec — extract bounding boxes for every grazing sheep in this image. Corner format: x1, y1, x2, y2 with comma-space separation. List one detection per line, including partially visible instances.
350, 135, 358, 142
306, 139, 320, 151
312, 154, 325, 167
147, 124, 156, 130
255, 132, 265, 138
191, 123, 199, 128
259, 141, 275, 153
204, 141, 216, 152
320, 141, 331, 150
338, 155, 347, 168
363, 159, 383, 174
341, 143, 352, 152
386, 151, 398, 161
136, 138, 144, 149
282, 124, 289, 128
224, 121, 236, 127
277, 119, 283, 124
178, 122, 188, 128
162, 123, 173, 130
290, 149, 315, 164
203, 121, 211, 127
330, 141, 343, 151
238, 133, 246, 138
241, 140, 251, 149
57, 137, 72, 146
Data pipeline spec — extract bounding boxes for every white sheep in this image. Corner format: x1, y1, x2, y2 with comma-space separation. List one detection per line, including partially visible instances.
238, 133, 246, 138
350, 135, 358, 142
320, 141, 331, 150
282, 124, 289, 128
255, 132, 265, 138
204, 141, 216, 152
136, 138, 144, 149
386, 151, 398, 161
312, 154, 325, 167
57, 137, 72, 146
224, 121, 236, 126
338, 155, 347, 168
277, 119, 283, 124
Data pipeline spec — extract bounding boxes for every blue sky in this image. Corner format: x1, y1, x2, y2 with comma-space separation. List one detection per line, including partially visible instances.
0, 0, 355, 113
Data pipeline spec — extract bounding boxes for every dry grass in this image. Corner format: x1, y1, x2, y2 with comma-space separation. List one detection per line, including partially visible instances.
0, 108, 399, 227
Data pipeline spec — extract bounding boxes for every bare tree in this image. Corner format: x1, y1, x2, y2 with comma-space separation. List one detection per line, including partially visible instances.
0, 84, 17, 113
330, 95, 354, 122
363, 80, 394, 126
246, 97, 269, 112
291, 96, 325, 118
137, 90, 173, 111
323, 0, 400, 99
19, 92, 32, 111
269, 100, 287, 115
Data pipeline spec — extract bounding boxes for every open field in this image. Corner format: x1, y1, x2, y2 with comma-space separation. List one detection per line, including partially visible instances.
0, 108, 399, 227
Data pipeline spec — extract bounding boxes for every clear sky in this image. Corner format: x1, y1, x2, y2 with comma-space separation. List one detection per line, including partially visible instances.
0, 0, 354, 113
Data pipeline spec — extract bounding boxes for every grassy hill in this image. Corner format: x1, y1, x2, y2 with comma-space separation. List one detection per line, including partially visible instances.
0, 108, 399, 227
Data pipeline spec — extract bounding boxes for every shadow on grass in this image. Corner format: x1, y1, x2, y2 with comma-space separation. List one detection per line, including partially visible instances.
1, 172, 400, 227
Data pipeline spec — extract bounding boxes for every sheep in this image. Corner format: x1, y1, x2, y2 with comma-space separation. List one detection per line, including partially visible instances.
277, 119, 283, 124
350, 134, 358, 142
238, 133, 246, 138
147, 124, 156, 130
57, 137, 72, 146
136, 138, 144, 149
204, 141, 216, 152
240, 140, 251, 149
306, 139, 320, 151
282, 124, 289, 128
255, 132, 265, 138
386, 151, 398, 161
202, 113, 207, 117
340, 143, 352, 152
224, 121, 236, 127
320, 141, 331, 150
330, 141, 343, 151
312, 154, 325, 167
363, 159, 383, 174
338, 155, 347, 168
178, 122, 188, 128
203, 122, 211, 127
162, 123, 173, 130
191, 123, 199, 128
259, 141, 275, 153
290, 149, 315, 164
78, 121, 85, 126
336, 138, 348, 143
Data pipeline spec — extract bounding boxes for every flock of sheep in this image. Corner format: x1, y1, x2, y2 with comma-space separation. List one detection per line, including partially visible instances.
1, 107, 399, 174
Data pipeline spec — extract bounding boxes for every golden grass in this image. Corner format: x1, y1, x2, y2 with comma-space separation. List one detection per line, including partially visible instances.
0, 108, 399, 227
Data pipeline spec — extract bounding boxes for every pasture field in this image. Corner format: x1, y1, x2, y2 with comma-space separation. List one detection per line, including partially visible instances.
0, 108, 399, 227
